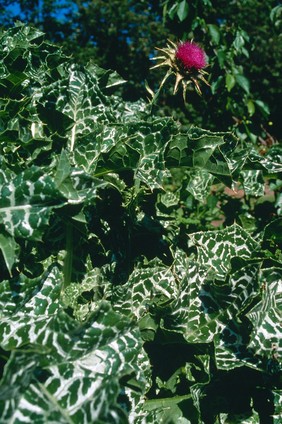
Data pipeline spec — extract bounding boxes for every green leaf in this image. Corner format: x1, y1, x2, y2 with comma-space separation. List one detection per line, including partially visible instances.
37, 103, 74, 135
0, 230, 19, 275
270, 5, 282, 24
188, 224, 259, 280
247, 268, 282, 360
241, 170, 264, 196
262, 218, 282, 246
233, 32, 245, 51
62, 266, 112, 322
186, 170, 214, 202
54, 149, 71, 187
177, 0, 189, 22
86, 62, 127, 89
143, 395, 196, 423
0, 266, 147, 423
216, 48, 227, 68
254, 99, 270, 116
161, 249, 263, 370
0, 167, 66, 240
208, 24, 220, 44
244, 148, 282, 173
167, 4, 178, 20
225, 73, 236, 92
45, 64, 114, 152
112, 261, 178, 320
211, 75, 223, 94
247, 99, 255, 116
0, 267, 64, 351
235, 74, 250, 94
166, 127, 226, 167
273, 390, 282, 423
93, 119, 174, 189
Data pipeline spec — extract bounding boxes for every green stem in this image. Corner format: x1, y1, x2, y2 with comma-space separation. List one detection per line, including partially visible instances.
147, 69, 173, 113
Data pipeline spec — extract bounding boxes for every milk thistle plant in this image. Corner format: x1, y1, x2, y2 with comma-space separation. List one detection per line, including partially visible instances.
0, 24, 281, 424
150, 39, 209, 100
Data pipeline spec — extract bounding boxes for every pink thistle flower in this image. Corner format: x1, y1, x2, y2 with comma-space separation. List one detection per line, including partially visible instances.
175, 41, 207, 71
150, 39, 209, 101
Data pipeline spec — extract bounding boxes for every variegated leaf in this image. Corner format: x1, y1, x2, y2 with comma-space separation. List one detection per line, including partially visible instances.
241, 170, 264, 196
0, 167, 66, 240
0, 266, 147, 423
44, 64, 115, 151
112, 261, 178, 321
188, 223, 259, 280
247, 267, 282, 363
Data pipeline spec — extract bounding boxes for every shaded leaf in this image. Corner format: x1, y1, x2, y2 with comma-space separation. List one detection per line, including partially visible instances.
235, 74, 250, 94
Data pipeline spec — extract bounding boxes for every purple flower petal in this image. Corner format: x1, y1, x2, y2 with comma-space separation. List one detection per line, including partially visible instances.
175, 41, 207, 70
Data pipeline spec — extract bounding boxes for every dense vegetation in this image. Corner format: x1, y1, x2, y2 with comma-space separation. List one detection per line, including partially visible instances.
1, 1, 281, 136
0, 2, 281, 423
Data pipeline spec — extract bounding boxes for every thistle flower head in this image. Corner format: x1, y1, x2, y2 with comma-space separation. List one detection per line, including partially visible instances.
150, 39, 209, 101
175, 41, 207, 71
